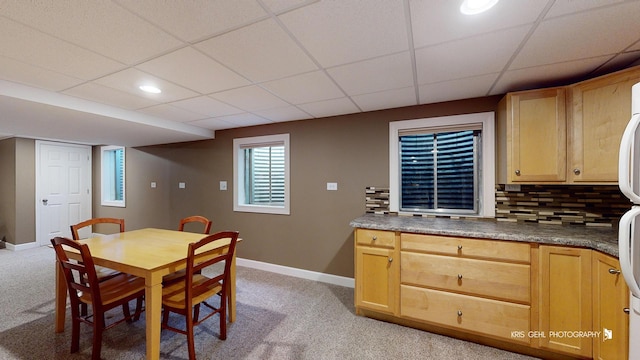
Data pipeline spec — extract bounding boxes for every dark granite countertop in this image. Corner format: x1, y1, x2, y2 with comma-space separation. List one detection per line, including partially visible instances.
350, 213, 620, 257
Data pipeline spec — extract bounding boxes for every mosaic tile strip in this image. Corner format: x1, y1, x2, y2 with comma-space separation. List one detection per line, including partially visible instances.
365, 187, 390, 214
495, 184, 630, 227
364, 185, 631, 227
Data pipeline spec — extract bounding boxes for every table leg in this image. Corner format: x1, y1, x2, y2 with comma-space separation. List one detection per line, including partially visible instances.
228, 252, 236, 322
54, 261, 67, 332
145, 274, 163, 360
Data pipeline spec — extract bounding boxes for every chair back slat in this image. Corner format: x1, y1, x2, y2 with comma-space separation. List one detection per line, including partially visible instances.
51, 237, 102, 306
185, 231, 239, 305
70, 218, 125, 240
179, 215, 212, 234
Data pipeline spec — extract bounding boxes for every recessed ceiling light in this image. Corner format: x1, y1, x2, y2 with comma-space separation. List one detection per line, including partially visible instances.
139, 85, 162, 94
460, 0, 499, 15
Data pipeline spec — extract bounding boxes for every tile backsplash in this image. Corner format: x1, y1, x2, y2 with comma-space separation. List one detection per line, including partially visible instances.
365, 185, 631, 227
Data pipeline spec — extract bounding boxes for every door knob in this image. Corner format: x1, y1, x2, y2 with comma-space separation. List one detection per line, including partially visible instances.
42, 199, 48, 205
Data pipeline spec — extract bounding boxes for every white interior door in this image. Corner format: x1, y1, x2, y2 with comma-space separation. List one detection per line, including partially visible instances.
36, 141, 91, 246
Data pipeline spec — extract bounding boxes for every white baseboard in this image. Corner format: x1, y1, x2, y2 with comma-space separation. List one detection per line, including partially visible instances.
2, 241, 39, 251
237, 257, 354, 288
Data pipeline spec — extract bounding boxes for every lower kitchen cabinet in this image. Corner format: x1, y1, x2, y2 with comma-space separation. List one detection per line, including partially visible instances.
538, 245, 593, 357
592, 252, 629, 360
354, 228, 631, 360
354, 229, 398, 315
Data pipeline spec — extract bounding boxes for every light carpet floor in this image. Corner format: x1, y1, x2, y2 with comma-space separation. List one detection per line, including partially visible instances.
0, 246, 539, 359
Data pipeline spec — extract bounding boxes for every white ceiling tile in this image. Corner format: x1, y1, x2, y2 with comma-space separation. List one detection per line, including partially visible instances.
115, 0, 268, 42
327, 52, 414, 96
138, 104, 205, 123
261, 71, 344, 104
596, 51, 640, 74
94, 68, 198, 102
214, 113, 272, 127
419, 74, 498, 104
491, 55, 616, 94
409, 0, 546, 48
352, 87, 418, 112
416, 26, 529, 85
63, 82, 159, 110
136, 47, 250, 94
512, 2, 640, 69
0, 55, 84, 91
545, 0, 625, 18
188, 117, 236, 131
279, 0, 408, 67
297, 97, 360, 118
210, 85, 289, 111
254, 105, 312, 122
1, 1, 183, 65
196, 19, 317, 83
0, 18, 125, 80
261, 0, 317, 14
170, 96, 243, 118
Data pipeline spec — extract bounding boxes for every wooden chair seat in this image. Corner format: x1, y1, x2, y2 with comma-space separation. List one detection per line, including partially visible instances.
80, 273, 146, 306
162, 274, 222, 310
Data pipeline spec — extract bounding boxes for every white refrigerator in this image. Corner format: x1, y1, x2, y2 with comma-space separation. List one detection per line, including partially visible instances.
618, 82, 640, 358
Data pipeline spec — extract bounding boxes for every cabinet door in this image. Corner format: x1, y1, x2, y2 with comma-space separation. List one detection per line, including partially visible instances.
508, 88, 567, 183
538, 246, 592, 357
592, 252, 629, 360
355, 245, 398, 314
570, 67, 640, 182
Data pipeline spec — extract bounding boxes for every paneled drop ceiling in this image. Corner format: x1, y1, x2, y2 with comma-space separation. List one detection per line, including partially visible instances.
1, 0, 640, 146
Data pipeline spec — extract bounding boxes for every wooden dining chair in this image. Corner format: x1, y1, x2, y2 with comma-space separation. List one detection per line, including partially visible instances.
51, 237, 145, 360
161, 231, 239, 360
178, 215, 212, 234
163, 216, 213, 285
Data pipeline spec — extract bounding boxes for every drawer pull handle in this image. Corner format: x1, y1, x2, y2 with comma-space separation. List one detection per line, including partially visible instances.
457, 274, 463, 280
515, 170, 521, 176
609, 268, 621, 275
457, 310, 462, 317
457, 245, 463, 250
624, 308, 630, 314
573, 168, 581, 175
372, 236, 377, 241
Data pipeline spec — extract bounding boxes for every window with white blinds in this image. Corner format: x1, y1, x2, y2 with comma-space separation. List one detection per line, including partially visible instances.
389, 113, 495, 217
234, 134, 290, 215
399, 130, 478, 213
101, 145, 125, 207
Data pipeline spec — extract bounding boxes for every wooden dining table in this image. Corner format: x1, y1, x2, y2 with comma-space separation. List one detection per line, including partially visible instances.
54, 228, 239, 360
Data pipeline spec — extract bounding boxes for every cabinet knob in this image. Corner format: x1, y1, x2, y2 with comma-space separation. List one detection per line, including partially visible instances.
624, 308, 630, 314
608, 268, 621, 275
457, 310, 463, 317
388, 257, 393, 263
372, 236, 377, 241
515, 170, 521, 176
457, 274, 463, 280
457, 245, 463, 251
573, 168, 581, 175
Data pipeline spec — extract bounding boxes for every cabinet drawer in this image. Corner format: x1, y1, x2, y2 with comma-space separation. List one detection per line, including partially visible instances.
356, 229, 396, 248
402, 252, 530, 303
401, 285, 530, 344
401, 233, 530, 263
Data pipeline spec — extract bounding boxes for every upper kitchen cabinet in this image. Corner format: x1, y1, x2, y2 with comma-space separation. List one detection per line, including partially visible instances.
569, 66, 640, 183
497, 87, 567, 184
497, 65, 640, 185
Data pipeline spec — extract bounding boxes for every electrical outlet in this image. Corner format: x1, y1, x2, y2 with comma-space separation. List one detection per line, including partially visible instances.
220, 181, 227, 191
150, 181, 157, 188
178, 182, 186, 189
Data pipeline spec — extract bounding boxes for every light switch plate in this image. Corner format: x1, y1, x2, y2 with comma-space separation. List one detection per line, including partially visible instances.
327, 182, 338, 191
178, 182, 186, 189
220, 181, 227, 191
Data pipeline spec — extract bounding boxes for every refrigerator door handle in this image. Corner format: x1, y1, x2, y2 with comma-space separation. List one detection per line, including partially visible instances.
619, 206, 640, 298
619, 113, 640, 203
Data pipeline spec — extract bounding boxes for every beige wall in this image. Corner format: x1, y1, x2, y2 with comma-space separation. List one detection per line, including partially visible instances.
95, 96, 501, 277
0, 137, 35, 246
